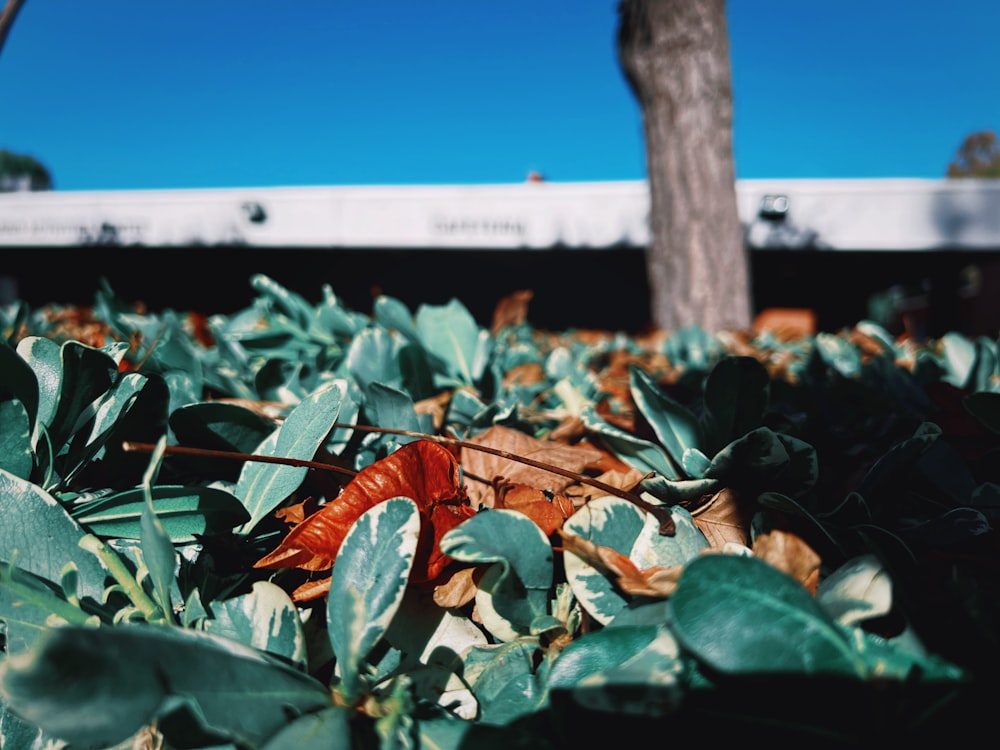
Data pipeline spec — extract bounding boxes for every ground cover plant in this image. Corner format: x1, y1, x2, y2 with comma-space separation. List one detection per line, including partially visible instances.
0, 274, 998, 748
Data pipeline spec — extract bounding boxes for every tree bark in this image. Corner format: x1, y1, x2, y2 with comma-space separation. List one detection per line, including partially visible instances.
0, 0, 26, 58
618, 0, 751, 333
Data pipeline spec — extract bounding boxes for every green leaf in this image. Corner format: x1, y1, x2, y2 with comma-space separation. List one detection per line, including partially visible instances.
0, 469, 110, 601
964, 391, 1000, 434
939, 331, 977, 388
327, 496, 420, 703
668, 554, 866, 677
58, 371, 169, 488
259, 707, 352, 749
249, 273, 316, 329
373, 294, 420, 342
546, 625, 683, 717
415, 298, 491, 387
383, 588, 488, 672
204, 581, 307, 670
700, 426, 818, 500
44, 340, 119, 453
0, 624, 331, 749
858, 421, 941, 500
701, 355, 770, 454
363, 381, 422, 441
0, 399, 32, 479
547, 624, 669, 687
236, 379, 345, 533
680, 447, 712, 478
816, 554, 893, 627
140, 440, 179, 625
71, 484, 251, 543
0, 700, 65, 750
345, 326, 404, 392
15, 335, 59, 442
0, 338, 39, 435
579, 405, 681, 480
814, 332, 863, 377
439, 509, 554, 640
0, 560, 97, 656
629, 365, 701, 470
463, 640, 545, 725
169, 401, 275, 454
662, 324, 721, 373
638, 474, 721, 504
850, 627, 966, 682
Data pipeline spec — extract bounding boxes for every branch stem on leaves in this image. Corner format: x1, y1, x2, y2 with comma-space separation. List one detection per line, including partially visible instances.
121, 442, 359, 477
123, 425, 677, 536
78, 534, 165, 623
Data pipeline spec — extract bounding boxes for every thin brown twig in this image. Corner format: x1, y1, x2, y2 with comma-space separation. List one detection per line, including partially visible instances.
121, 442, 358, 477
122, 423, 676, 535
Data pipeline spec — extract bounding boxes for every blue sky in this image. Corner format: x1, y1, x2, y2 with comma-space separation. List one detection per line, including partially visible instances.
1, 1, 998, 191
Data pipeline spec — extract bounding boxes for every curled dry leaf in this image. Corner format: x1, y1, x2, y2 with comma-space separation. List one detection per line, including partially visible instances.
432, 566, 482, 609
559, 531, 683, 599
255, 440, 476, 587
751, 529, 822, 595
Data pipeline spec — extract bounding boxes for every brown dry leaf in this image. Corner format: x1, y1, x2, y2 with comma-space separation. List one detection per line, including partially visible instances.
414, 391, 452, 432
594, 466, 647, 490
594, 398, 636, 433
752, 529, 822, 594
432, 566, 482, 609
690, 488, 756, 549
752, 307, 816, 341
564, 466, 647, 508
559, 531, 683, 599
501, 362, 547, 390
547, 415, 586, 443
491, 289, 534, 334
579, 441, 640, 476
849, 328, 888, 359
461, 424, 603, 507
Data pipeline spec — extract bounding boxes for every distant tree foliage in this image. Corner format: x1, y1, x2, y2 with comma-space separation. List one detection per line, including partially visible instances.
947, 130, 1000, 178
0, 148, 53, 191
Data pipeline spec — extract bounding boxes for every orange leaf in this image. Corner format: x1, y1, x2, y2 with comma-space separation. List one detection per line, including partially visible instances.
255, 440, 475, 583
292, 576, 332, 603
493, 482, 575, 537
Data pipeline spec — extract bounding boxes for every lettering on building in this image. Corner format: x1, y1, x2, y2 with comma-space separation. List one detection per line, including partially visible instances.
431, 216, 527, 238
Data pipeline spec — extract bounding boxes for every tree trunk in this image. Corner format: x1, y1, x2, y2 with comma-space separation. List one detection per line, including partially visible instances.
617, 0, 752, 333
0, 0, 27, 58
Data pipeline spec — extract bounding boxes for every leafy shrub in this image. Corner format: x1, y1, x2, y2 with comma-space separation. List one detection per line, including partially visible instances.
0, 276, 997, 748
